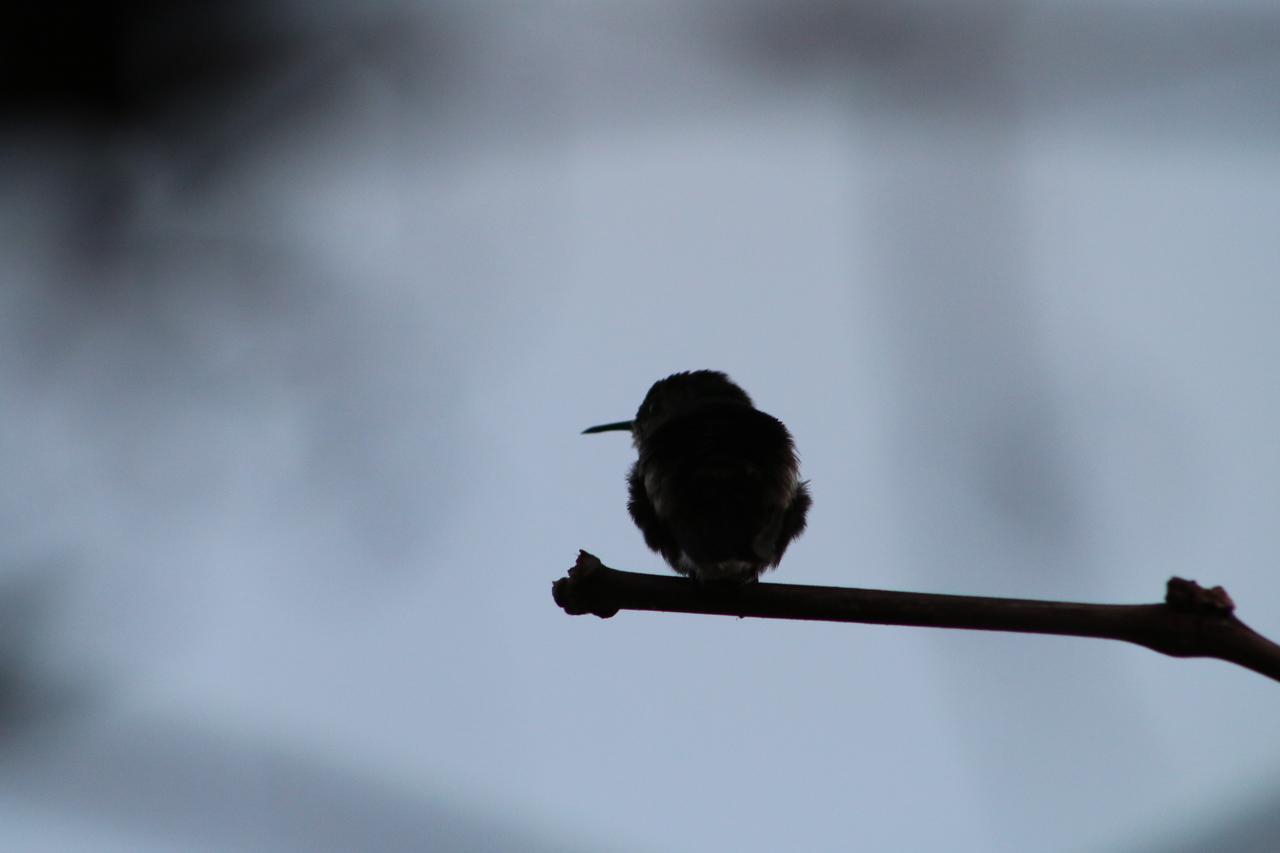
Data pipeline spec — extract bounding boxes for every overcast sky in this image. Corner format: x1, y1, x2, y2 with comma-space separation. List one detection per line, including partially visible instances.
2, 2, 1279, 851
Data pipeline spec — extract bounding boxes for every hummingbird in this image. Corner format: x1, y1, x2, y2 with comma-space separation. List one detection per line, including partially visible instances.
584, 370, 811, 582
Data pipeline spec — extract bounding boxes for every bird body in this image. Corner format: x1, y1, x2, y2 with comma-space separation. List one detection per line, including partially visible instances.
585, 371, 810, 582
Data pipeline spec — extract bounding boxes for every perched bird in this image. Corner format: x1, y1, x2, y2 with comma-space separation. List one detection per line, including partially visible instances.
584, 370, 811, 582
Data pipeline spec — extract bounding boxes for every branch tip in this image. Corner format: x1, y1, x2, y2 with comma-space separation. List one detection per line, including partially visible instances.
552, 551, 618, 618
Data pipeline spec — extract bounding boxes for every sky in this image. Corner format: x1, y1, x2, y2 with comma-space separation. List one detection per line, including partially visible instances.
2, 2, 1279, 851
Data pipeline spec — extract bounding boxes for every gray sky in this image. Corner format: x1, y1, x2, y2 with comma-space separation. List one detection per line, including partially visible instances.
2, 2, 1279, 851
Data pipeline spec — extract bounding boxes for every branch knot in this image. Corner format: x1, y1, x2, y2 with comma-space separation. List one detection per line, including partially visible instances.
1165, 577, 1235, 615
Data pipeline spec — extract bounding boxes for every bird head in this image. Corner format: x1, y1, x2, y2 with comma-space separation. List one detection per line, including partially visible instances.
583, 370, 753, 445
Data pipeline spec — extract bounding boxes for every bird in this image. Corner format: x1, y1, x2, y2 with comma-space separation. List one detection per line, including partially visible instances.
583, 370, 811, 583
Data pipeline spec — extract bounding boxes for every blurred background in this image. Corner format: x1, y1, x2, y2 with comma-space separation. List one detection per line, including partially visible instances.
3, 1, 1279, 850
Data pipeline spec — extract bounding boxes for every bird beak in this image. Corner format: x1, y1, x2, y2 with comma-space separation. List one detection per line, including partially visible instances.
582, 420, 634, 435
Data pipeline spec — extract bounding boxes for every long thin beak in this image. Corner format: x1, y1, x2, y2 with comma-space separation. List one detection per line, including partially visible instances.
582, 420, 634, 435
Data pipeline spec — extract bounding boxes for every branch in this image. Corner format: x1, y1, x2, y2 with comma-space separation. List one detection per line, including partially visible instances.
552, 551, 1280, 683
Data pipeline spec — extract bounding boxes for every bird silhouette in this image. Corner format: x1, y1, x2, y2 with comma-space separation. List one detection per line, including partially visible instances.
584, 370, 811, 582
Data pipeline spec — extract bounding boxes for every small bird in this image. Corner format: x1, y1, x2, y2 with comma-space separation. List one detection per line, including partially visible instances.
584, 370, 811, 582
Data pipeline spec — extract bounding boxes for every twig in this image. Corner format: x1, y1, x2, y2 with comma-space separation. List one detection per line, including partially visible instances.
552, 551, 1280, 683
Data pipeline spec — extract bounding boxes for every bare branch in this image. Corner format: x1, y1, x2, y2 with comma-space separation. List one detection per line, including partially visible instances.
552, 551, 1280, 683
